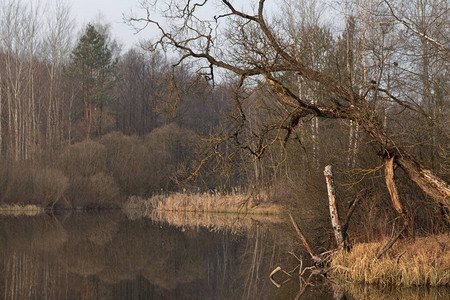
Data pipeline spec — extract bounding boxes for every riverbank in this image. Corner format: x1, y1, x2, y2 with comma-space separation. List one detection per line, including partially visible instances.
124, 192, 283, 215
0, 191, 282, 217
330, 234, 450, 287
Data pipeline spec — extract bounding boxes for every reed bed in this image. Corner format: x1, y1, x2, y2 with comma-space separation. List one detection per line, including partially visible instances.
0, 204, 45, 216
125, 190, 282, 215
330, 234, 450, 287
123, 194, 284, 233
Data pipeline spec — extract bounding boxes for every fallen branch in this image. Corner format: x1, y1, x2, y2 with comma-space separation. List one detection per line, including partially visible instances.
373, 226, 406, 263
269, 266, 293, 288
294, 273, 314, 300
289, 213, 322, 264
342, 188, 368, 235
269, 266, 282, 288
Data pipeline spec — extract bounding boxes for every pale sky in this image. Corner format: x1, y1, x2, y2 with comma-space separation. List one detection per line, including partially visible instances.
68, 1, 278, 51
70, 0, 144, 49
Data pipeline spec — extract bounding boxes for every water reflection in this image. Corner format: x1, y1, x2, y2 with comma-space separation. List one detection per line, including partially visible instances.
343, 283, 449, 300
0, 212, 307, 299
0, 212, 446, 299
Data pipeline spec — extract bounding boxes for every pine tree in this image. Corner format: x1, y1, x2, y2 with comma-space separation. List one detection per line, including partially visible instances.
67, 24, 116, 137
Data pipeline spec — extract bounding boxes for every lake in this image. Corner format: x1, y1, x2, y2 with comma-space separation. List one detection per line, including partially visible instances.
0, 211, 447, 299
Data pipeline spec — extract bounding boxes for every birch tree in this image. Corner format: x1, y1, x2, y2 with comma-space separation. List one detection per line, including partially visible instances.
43, 0, 74, 155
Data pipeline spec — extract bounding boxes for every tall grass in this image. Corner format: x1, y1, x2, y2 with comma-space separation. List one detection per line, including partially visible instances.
330, 234, 450, 287
125, 190, 282, 215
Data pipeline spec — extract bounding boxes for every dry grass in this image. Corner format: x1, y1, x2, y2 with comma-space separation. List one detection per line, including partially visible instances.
123, 193, 284, 233
0, 204, 45, 216
125, 191, 282, 216
330, 234, 450, 287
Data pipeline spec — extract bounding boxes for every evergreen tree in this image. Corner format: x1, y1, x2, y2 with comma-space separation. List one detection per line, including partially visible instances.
67, 24, 116, 136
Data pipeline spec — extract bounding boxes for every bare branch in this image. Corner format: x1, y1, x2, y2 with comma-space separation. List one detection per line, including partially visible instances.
383, 0, 450, 52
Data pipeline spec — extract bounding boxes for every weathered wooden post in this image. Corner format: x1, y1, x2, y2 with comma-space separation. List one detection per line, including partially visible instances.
324, 165, 345, 250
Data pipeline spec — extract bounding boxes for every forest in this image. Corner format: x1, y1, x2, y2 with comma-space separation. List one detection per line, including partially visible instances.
0, 0, 448, 243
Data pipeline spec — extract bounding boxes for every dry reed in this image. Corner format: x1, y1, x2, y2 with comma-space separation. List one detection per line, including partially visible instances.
123, 194, 284, 233
125, 190, 282, 216
330, 234, 450, 287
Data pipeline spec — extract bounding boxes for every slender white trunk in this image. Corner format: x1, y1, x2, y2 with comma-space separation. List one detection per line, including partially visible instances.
324, 165, 345, 249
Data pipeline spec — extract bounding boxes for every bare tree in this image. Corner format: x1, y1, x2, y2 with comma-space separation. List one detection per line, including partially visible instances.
131, 0, 449, 211
43, 0, 74, 155
0, 0, 41, 160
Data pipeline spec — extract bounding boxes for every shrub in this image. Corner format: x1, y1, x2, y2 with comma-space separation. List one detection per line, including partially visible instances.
32, 168, 69, 207
57, 139, 108, 177
0, 162, 68, 207
89, 172, 120, 206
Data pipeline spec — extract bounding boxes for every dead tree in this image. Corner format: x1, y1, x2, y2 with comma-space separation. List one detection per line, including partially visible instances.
131, 0, 450, 213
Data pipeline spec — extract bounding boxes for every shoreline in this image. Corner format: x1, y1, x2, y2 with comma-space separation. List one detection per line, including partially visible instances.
124, 193, 283, 216
330, 234, 450, 287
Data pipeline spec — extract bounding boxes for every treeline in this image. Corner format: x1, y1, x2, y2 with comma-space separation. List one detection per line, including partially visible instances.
0, 1, 232, 208
0, 1, 224, 159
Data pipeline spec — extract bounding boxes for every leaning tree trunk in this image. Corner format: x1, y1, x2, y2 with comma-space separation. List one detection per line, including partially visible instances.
394, 151, 450, 209
358, 114, 449, 210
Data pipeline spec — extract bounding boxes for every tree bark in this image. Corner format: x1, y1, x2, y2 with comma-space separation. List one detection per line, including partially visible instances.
385, 156, 411, 233
324, 165, 345, 250
394, 150, 450, 210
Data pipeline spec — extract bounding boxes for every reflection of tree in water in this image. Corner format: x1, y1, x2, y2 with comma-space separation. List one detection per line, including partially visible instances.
0, 212, 330, 299
0, 216, 69, 299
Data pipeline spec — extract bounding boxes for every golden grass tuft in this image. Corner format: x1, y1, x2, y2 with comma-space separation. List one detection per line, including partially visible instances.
330, 234, 450, 287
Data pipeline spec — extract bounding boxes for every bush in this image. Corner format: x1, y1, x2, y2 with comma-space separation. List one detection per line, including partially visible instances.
89, 172, 120, 206
0, 162, 68, 207
57, 139, 108, 177
32, 168, 69, 207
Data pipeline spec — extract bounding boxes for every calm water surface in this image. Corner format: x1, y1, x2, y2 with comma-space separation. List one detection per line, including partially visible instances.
0, 211, 447, 299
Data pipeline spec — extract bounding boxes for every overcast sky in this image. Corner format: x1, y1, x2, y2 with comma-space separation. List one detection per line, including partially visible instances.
70, 0, 145, 49
68, 1, 279, 51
